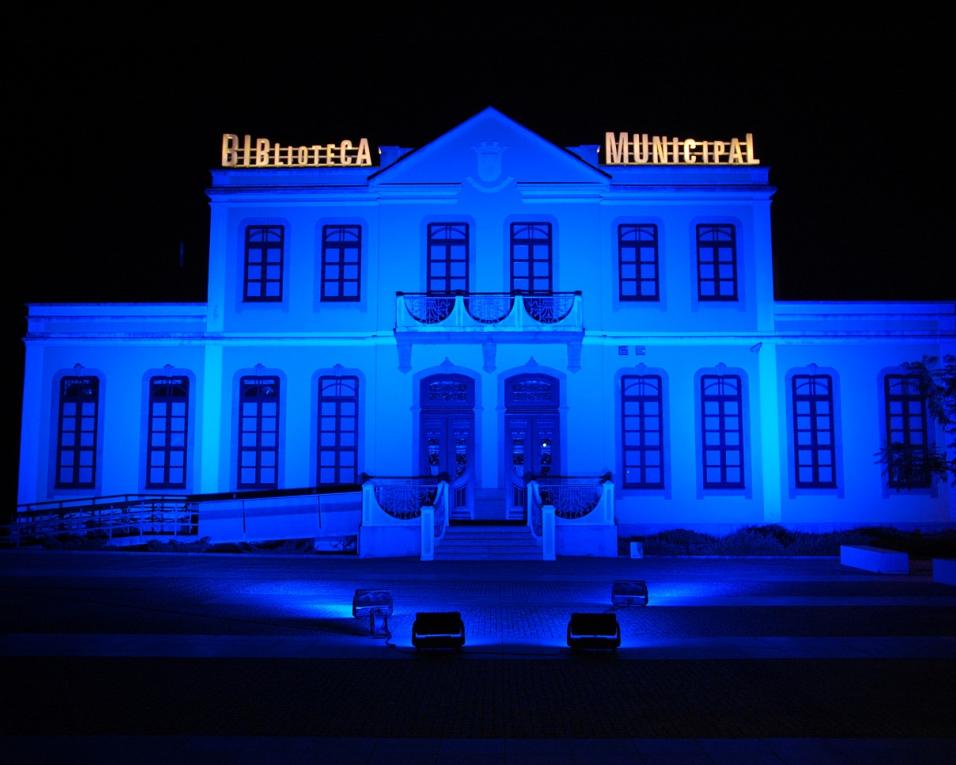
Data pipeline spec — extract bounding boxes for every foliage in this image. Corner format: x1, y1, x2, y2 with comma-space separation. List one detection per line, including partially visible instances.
629, 525, 956, 558
877, 355, 956, 486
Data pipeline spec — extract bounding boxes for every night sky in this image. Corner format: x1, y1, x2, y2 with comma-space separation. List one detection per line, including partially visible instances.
4, 10, 951, 505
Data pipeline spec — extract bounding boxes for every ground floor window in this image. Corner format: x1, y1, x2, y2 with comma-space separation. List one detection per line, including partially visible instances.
317, 375, 359, 485
147, 376, 189, 489
621, 374, 664, 488
55, 376, 99, 488
792, 374, 836, 488
884, 373, 931, 488
238, 376, 280, 489
701, 374, 744, 488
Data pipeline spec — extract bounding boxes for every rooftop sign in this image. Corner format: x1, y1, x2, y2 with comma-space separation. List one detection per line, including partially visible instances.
604, 132, 759, 165
221, 134, 373, 168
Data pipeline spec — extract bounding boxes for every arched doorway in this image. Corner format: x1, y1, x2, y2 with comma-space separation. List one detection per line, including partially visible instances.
505, 373, 561, 520
420, 373, 475, 520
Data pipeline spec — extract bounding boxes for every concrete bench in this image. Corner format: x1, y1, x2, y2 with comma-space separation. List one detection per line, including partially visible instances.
933, 559, 956, 587
840, 545, 909, 574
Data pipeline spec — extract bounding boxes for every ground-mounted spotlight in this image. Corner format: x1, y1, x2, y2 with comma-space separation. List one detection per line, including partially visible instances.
567, 612, 621, 651
411, 611, 465, 651
611, 579, 649, 607
352, 589, 393, 636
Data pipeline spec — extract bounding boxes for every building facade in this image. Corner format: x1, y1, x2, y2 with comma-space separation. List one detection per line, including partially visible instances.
17, 108, 956, 556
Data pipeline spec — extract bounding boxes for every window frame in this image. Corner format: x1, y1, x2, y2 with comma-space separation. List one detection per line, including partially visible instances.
791, 374, 837, 489
55, 375, 100, 489
883, 373, 932, 489
618, 224, 660, 302
510, 222, 553, 294
237, 375, 281, 490
696, 223, 738, 302
426, 222, 469, 294
700, 373, 745, 489
320, 224, 362, 302
146, 375, 189, 490
621, 374, 665, 489
243, 225, 285, 303
317, 375, 360, 486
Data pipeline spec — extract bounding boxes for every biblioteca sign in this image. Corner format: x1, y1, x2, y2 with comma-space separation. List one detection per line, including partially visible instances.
221, 134, 373, 168
604, 132, 759, 165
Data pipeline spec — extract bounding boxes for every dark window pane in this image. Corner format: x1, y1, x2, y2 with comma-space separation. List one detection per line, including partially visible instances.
243, 225, 284, 302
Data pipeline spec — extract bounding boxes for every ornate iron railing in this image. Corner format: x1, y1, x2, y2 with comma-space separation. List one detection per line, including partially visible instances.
403, 294, 455, 324
8, 495, 199, 546
370, 478, 439, 520
463, 293, 514, 324
396, 291, 582, 332
523, 293, 576, 324
536, 476, 606, 520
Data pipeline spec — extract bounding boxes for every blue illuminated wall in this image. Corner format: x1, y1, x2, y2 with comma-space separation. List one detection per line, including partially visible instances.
17, 108, 955, 552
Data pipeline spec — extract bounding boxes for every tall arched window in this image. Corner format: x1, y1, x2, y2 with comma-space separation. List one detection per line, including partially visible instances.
621, 375, 664, 488
427, 223, 469, 294
696, 224, 737, 301
243, 225, 284, 302
884, 374, 931, 488
619, 224, 659, 301
321, 225, 361, 301
510, 223, 552, 294
700, 374, 744, 488
317, 375, 359, 485
146, 375, 189, 489
238, 376, 280, 489
56, 376, 99, 488
791, 374, 836, 488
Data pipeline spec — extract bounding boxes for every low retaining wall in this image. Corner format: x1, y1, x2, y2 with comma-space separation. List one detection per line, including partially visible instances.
840, 545, 909, 574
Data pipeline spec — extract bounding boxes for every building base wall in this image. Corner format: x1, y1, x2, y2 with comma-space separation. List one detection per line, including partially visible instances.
557, 525, 618, 557
359, 525, 420, 558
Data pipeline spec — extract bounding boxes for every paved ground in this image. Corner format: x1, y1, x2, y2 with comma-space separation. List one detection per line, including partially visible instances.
2, 550, 955, 762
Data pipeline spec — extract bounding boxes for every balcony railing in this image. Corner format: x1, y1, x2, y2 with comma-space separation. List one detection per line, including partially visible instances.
396, 291, 583, 333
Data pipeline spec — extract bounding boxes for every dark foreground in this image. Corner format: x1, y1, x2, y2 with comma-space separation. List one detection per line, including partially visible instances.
2, 550, 955, 762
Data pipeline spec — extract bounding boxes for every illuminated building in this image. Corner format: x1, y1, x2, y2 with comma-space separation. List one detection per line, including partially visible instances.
17, 108, 955, 557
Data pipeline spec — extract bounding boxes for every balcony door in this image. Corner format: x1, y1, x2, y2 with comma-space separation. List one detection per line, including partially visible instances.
427, 223, 469, 294
420, 374, 475, 520
505, 373, 561, 520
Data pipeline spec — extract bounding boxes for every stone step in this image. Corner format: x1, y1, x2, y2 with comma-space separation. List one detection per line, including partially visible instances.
435, 524, 541, 560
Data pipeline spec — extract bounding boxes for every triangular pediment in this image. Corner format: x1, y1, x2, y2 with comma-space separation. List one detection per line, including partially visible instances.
370, 107, 608, 187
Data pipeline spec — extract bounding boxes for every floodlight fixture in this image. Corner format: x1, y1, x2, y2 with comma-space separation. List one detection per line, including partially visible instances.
567, 612, 621, 651
611, 579, 649, 607
411, 611, 465, 651
353, 589, 393, 636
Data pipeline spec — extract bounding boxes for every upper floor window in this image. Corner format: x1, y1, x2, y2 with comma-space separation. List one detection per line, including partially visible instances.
696, 224, 737, 301
792, 374, 836, 489
147, 376, 189, 489
321, 225, 361, 301
701, 374, 744, 488
884, 374, 931, 488
238, 376, 280, 489
317, 376, 359, 485
510, 222, 552, 294
243, 225, 284, 302
56, 376, 99, 488
427, 223, 469, 294
619, 224, 659, 301
621, 375, 664, 489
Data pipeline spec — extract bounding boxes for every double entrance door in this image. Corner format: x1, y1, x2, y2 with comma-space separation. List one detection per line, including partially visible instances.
420, 372, 561, 522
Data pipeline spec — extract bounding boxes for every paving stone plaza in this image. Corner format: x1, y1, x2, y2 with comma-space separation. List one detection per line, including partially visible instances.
3, 550, 955, 762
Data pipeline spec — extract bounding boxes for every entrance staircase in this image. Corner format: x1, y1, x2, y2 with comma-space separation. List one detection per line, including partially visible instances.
434, 525, 541, 560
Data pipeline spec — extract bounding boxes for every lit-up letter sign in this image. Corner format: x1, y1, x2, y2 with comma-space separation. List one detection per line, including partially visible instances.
603, 132, 759, 165
221, 134, 373, 168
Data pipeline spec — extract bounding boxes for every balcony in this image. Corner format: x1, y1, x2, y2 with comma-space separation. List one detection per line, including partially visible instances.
396, 291, 583, 334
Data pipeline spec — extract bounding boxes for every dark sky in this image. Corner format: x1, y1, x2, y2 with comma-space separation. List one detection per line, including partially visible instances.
3, 10, 952, 504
